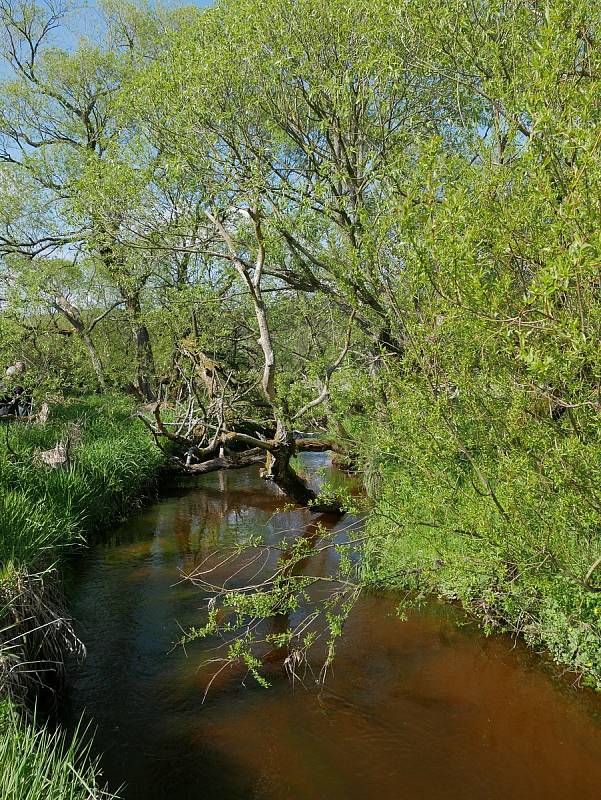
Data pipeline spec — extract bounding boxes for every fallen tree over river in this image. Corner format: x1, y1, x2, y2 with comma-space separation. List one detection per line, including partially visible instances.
138, 399, 347, 513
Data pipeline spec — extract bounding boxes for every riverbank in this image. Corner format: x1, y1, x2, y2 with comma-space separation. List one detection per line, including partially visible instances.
4, 389, 601, 797
349, 393, 601, 691
0, 395, 166, 799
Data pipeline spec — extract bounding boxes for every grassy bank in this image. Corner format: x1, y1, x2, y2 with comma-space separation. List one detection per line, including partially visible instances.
0, 396, 165, 566
350, 387, 601, 691
0, 395, 166, 798
0, 699, 115, 800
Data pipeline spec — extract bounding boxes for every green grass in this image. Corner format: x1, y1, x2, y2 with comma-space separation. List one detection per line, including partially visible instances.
0, 394, 167, 800
0, 395, 165, 570
0, 700, 117, 800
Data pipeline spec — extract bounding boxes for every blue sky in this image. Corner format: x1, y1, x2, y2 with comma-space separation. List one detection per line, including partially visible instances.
42, 1, 215, 51
0, 1, 214, 78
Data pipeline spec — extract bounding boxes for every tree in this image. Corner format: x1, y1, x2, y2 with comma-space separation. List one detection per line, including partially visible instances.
1, 255, 118, 391
0, 0, 200, 400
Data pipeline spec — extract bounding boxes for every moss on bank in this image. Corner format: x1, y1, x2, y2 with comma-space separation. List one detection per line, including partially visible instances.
0, 395, 166, 799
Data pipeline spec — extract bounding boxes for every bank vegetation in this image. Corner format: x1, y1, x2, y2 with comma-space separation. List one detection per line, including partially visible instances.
1, 0, 601, 794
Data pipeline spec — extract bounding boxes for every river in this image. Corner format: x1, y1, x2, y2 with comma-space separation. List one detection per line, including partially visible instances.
62, 454, 601, 800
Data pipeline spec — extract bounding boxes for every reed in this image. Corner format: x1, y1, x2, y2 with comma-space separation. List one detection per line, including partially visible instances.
0, 700, 117, 800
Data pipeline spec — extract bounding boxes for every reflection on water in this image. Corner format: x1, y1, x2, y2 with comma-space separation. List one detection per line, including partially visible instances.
62, 455, 601, 800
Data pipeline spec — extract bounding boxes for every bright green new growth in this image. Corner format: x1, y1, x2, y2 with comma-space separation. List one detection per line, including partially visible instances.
1, 0, 601, 792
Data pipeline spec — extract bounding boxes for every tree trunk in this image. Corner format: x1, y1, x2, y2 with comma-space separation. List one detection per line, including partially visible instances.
176, 206, 347, 512
169, 437, 342, 514
53, 295, 106, 392
125, 294, 156, 403
262, 444, 341, 513
81, 331, 106, 392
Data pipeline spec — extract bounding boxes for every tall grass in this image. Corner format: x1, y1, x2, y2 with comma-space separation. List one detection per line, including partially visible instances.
0, 700, 117, 800
0, 396, 166, 681
0, 395, 165, 571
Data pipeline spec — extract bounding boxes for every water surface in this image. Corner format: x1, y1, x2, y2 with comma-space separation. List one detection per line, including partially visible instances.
62, 455, 601, 800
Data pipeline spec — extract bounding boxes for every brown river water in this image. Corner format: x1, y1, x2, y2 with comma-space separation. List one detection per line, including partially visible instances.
62, 453, 601, 800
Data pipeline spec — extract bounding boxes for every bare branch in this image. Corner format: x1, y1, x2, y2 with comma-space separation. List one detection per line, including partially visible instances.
294, 310, 355, 421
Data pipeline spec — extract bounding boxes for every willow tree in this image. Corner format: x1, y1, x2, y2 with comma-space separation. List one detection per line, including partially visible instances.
128, 0, 469, 424
0, 0, 197, 400
108, 2, 382, 506
153, 0, 463, 353
140, 0, 601, 681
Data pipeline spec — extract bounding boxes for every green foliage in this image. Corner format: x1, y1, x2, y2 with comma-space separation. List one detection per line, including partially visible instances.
0, 700, 115, 800
355, 374, 601, 686
1, 0, 601, 694
134, 0, 601, 688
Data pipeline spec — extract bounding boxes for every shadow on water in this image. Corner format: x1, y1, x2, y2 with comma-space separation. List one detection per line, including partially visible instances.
61, 454, 601, 800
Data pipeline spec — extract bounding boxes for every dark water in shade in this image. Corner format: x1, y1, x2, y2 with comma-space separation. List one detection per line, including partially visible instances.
61, 454, 601, 800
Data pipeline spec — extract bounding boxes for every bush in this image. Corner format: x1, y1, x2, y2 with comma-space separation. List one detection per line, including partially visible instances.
352, 380, 601, 688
